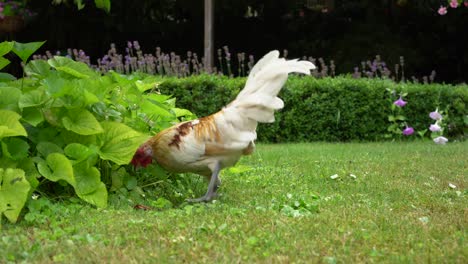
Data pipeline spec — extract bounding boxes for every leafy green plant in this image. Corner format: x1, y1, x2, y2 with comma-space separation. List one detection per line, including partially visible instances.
51, 0, 111, 13
0, 40, 195, 225
0, 41, 45, 81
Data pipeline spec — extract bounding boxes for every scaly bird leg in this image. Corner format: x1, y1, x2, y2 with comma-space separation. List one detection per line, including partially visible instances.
188, 162, 221, 203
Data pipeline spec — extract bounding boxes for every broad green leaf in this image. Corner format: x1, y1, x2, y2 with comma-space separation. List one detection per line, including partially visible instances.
125, 176, 137, 190
43, 108, 63, 126
42, 73, 71, 97
19, 88, 47, 108
27, 126, 59, 145
59, 130, 97, 146
0, 73, 16, 82
21, 107, 44, 127
73, 79, 100, 105
12, 41, 46, 63
84, 76, 115, 101
0, 168, 31, 223
62, 109, 104, 135
75, 0, 85, 10
73, 163, 101, 195
16, 158, 40, 190
45, 77, 93, 104
109, 71, 134, 85
36, 141, 63, 157
1, 138, 30, 161
0, 56, 11, 71
144, 93, 172, 103
0, 41, 14, 56
48, 56, 98, 79
24, 60, 51, 78
94, 0, 111, 13
136, 80, 161, 92
0, 155, 16, 169
395, 115, 406, 121
110, 167, 127, 191
77, 182, 107, 208
173, 107, 196, 118
64, 143, 96, 162
140, 100, 175, 118
37, 153, 75, 185
0, 86, 21, 112
0, 110, 27, 139
97, 121, 148, 165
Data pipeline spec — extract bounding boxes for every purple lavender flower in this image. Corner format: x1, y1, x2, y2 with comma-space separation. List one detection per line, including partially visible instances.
429, 109, 442, 120
402, 126, 414, 136
429, 123, 441, 132
393, 96, 407, 107
133, 41, 140, 50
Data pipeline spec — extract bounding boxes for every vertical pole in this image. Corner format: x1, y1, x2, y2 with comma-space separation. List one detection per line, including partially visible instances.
204, 0, 214, 72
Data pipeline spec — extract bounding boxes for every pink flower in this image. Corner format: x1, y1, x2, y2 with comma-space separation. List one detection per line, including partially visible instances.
429, 109, 442, 120
449, 0, 459, 8
393, 97, 407, 107
465, 1, 468, 7
438, 6, 448, 15
403, 126, 414, 136
429, 123, 442, 132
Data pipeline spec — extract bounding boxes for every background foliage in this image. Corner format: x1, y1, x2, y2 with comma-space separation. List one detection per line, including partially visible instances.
6, 0, 467, 83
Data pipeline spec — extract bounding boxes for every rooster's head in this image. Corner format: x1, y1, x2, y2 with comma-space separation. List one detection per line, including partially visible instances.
131, 144, 153, 168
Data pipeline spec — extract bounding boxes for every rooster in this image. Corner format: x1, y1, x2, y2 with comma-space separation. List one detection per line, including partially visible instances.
131, 50, 315, 202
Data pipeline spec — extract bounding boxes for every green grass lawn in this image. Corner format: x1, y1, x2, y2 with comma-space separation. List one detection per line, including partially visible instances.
1, 142, 467, 263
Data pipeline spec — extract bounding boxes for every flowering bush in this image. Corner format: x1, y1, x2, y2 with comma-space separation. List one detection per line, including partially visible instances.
438, 0, 468, 15
428, 108, 449, 144
386, 89, 415, 138
51, 0, 111, 13
352, 55, 436, 84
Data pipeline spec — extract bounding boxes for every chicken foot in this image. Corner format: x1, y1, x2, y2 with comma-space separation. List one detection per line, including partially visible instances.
187, 162, 221, 203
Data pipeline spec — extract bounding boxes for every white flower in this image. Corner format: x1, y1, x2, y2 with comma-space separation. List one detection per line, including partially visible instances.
429, 109, 443, 120
449, 183, 457, 189
433, 136, 448, 145
349, 174, 357, 179
330, 174, 339, 180
429, 123, 441, 132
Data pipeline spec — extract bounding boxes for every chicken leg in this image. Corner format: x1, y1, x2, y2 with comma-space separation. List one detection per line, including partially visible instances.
188, 162, 221, 203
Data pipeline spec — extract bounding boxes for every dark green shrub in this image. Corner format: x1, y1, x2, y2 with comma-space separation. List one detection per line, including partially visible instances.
158, 74, 243, 116
157, 75, 467, 142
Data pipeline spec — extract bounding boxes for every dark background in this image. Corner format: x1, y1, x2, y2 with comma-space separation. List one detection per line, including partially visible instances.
2, 0, 467, 83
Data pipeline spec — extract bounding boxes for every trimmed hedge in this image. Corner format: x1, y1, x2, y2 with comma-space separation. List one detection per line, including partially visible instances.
157, 75, 467, 142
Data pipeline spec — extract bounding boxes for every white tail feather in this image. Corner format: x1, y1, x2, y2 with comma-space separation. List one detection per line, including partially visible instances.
227, 50, 315, 123
215, 50, 315, 148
